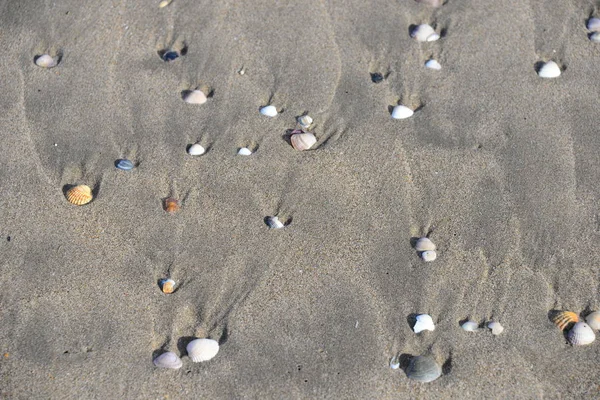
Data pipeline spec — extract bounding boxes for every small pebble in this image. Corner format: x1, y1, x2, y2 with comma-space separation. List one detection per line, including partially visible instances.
162, 51, 179, 62
371, 73, 384, 83
488, 321, 504, 335
115, 159, 134, 171
260, 105, 278, 117
188, 144, 206, 156
425, 59, 442, 70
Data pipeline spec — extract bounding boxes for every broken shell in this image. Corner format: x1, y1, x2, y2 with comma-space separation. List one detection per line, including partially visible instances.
260, 105, 278, 117
488, 321, 504, 335
406, 355, 442, 383
115, 159, 134, 171
461, 321, 479, 332
391, 105, 414, 120
182, 90, 207, 105
290, 131, 317, 151
237, 147, 253, 156
297, 115, 313, 129
410, 24, 439, 42
35, 54, 58, 68
585, 311, 600, 330
551, 311, 579, 331
153, 352, 182, 369
413, 314, 435, 333
568, 322, 596, 346
415, 237, 436, 252
415, 0, 443, 7
66, 185, 93, 206
266, 216, 285, 229
590, 32, 600, 43
164, 198, 180, 213
587, 17, 600, 32
390, 355, 400, 369
188, 143, 206, 156
425, 59, 442, 70
186, 338, 219, 362
421, 250, 437, 262
537, 61, 561, 78
160, 279, 176, 294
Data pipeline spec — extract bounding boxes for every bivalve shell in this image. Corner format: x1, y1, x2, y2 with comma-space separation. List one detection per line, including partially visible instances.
164, 198, 180, 213
115, 159, 134, 171
297, 115, 313, 129
588, 17, 600, 32
188, 144, 206, 156
551, 311, 579, 331
421, 250, 437, 262
425, 59, 442, 70
415, 0, 443, 7
415, 237, 436, 252
410, 24, 439, 42
390, 355, 400, 369
590, 32, 600, 43
413, 314, 435, 333
266, 216, 285, 229
153, 352, 182, 369
260, 105, 278, 117
182, 90, 207, 105
290, 131, 317, 151
488, 321, 504, 335
537, 61, 561, 78
585, 311, 600, 330
238, 147, 253, 156
391, 105, 414, 120
160, 279, 176, 294
568, 322, 596, 346
35, 54, 58, 68
406, 355, 442, 383
461, 321, 479, 332
186, 338, 219, 362
158, 0, 172, 8
66, 185, 93, 206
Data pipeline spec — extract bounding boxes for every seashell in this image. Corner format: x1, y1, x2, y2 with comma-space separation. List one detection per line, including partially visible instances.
587, 17, 600, 32
66, 185, 93, 206
266, 216, 285, 229
461, 321, 479, 332
585, 311, 600, 330
590, 32, 600, 43
390, 355, 400, 369
115, 159, 134, 171
290, 131, 317, 151
415, 0, 443, 7
162, 51, 179, 62
391, 105, 414, 120
158, 0, 172, 8
425, 59, 442, 70
415, 237, 436, 252
35, 54, 58, 68
164, 197, 180, 213
237, 147, 252, 156
568, 322, 596, 346
551, 311, 579, 331
488, 321, 504, 335
413, 314, 435, 333
182, 90, 207, 105
406, 355, 442, 383
188, 143, 206, 156
410, 24, 439, 42
153, 351, 182, 369
160, 279, 176, 294
260, 105, 278, 117
370, 73, 384, 83
297, 115, 313, 129
537, 61, 561, 78
186, 338, 219, 362
420, 250, 437, 262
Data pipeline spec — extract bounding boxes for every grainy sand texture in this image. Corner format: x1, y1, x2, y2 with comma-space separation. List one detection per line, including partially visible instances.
2, 0, 600, 398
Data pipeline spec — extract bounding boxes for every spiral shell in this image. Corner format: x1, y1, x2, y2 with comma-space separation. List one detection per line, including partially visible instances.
551, 311, 579, 331
568, 322, 596, 346
66, 185, 93, 206
160, 279, 176, 294
186, 338, 219, 362
164, 198, 179, 213
290, 131, 317, 151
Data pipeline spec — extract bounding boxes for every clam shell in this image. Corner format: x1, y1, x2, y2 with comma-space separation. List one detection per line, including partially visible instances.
425, 59, 442, 70
391, 105, 414, 120
590, 32, 600, 43
406, 355, 442, 383
186, 338, 219, 362
415, 0, 443, 7
266, 216, 285, 229
421, 250, 437, 262
162, 51, 179, 62
585, 311, 600, 330
568, 322, 596, 346
461, 321, 479, 332
410, 24, 439, 42
390, 355, 400, 369
413, 314, 435, 333
488, 321, 504, 335
551, 311, 579, 331
164, 198, 180, 213
158, 0, 172, 8
415, 237, 436, 252
588, 17, 600, 32
260, 105, 278, 117
115, 159, 134, 171
290, 132, 317, 151
238, 147, 253, 156
537, 61, 561, 78
153, 352, 182, 369
188, 144, 206, 156
182, 90, 207, 105
160, 279, 176, 294
297, 115, 313, 129
66, 185, 93, 206
35, 54, 58, 68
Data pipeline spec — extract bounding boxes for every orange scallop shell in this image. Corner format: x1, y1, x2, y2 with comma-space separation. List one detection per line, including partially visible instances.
164, 197, 179, 213
66, 185, 93, 206
551, 311, 579, 331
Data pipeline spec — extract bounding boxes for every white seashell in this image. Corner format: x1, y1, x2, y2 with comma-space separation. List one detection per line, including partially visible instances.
411, 24, 438, 42
415, 237, 436, 252
35, 54, 58, 68
568, 322, 596, 346
461, 321, 479, 332
590, 32, 600, 43
188, 144, 206, 156
488, 321, 504, 335
260, 105, 278, 117
587, 17, 600, 32
182, 90, 207, 105
391, 105, 414, 120
237, 147, 253, 156
153, 352, 182, 369
425, 59, 442, 70
537, 61, 561, 78
413, 314, 435, 333
421, 250, 437, 262
297, 115, 313, 129
390, 355, 400, 369
585, 311, 600, 330
426, 33, 440, 42
266, 216, 285, 229
186, 338, 219, 362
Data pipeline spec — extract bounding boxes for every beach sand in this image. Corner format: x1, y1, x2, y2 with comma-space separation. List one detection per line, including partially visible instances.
1, 0, 600, 398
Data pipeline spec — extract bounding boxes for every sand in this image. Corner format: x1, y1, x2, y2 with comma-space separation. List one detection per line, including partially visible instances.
1, 0, 600, 398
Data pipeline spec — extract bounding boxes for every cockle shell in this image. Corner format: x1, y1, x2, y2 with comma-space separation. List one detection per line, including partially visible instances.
488, 321, 504, 335
551, 311, 579, 331
115, 159, 134, 171
587, 17, 600, 32
290, 131, 317, 151
421, 250, 437, 262
413, 314, 435, 333
415, 0, 443, 7
66, 185, 93, 206
406, 355, 442, 383
260, 105, 278, 117
238, 147, 253, 156
160, 279, 176, 294
537, 61, 561, 78
188, 143, 206, 156
410, 24, 439, 42
415, 237, 436, 252
182, 90, 207, 105
391, 105, 414, 120
297, 115, 313, 129
585, 311, 600, 330
568, 322, 596, 346
186, 338, 219, 362
35, 54, 58, 68
461, 321, 479, 332
266, 216, 285, 229
153, 351, 182, 369
425, 59, 442, 70
164, 198, 180, 213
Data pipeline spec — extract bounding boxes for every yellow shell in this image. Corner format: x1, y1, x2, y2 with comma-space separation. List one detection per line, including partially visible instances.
66, 185, 93, 206
551, 311, 579, 331
164, 197, 179, 213
161, 279, 176, 294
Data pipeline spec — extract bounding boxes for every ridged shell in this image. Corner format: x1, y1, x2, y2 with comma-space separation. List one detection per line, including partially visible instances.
461, 321, 478, 332
115, 159, 134, 171
488, 321, 504, 335
66, 185, 93, 206
297, 115, 313, 129
585, 311, 600, 330
421, 250, 437, 262
182, 90, 207, 105
406, 355, 442, 383
551, 311, 579, 331
164, 198, 180, 213
415, 237, 436, 252
160, 279, 176, 294
186, 338, 219, 362
291, 132, 317, 151
568, 322, 596, 346
153, 352, 182, 369
391, 105, 414, 119
35, 54, 58, 68
537, 61, 561, 78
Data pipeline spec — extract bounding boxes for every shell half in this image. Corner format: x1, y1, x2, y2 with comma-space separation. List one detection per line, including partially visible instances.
186, 338, 219, 362
160, 279, 176, 294
537, 61, 561, 78
182, 90, 207, 105
153, 352, 182, 369
461, 321, 479, 332
413, 314, 435, 333
568, 322, 596, 346
35, 54, 58, 68
391, 105, 414, 119
260, 105, 278, 117
488, 321, 504, 335
290, 132, 317, 151
551, 311, 579, 331
66, 185, 93, 206
164, 198, 180, 213
188, 144, 206, 156
421, 250, 437, 262
415, 237, 436, 252
585, 311, 600, 330
406, 355, 442, 383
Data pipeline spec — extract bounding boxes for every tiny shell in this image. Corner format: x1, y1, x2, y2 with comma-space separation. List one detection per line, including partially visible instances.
297, 115, 313, 129
421, 250, 437, 262
415, 237, 436, 252
390, 355, 400, 369
391, 105, 414, 120
66, 185, 93, 206
186, 338, 219, 362
290, 131, 317, 151
164, 198, 180, 213
158, 0, 172, 7
568, 322, 596, 346
153, 352, 182, 369
461, 321, 479, 332
413, 314, 435, 333
188, 144, 206, 156
260, 105, 278, 117
590, 32, 600, 43
237, 147, 252, 156
406, 355, 442, 383
425, 59, 442, 70
182, 90, 207, 105
537, 61, 561, 78
488, 321, 504, 335
585, 311, 600, 330
162, 51, 179, 62
160, 279, 176, 294
587, 17, 600, 32
266, 216, 285, 229
551, 311, 579, 331
115, 159, 134, 171
410, 24, 439, 42
415, 0, 443, 7
35, 54, 58, 68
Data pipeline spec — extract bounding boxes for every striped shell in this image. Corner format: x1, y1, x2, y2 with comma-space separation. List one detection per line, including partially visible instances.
551, 311, 579, 331
164, 198, 179, 213
290, 131, 317, 151
568, 322, 596, 346
186, 338, 219, 362
66, 185, 93, 206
